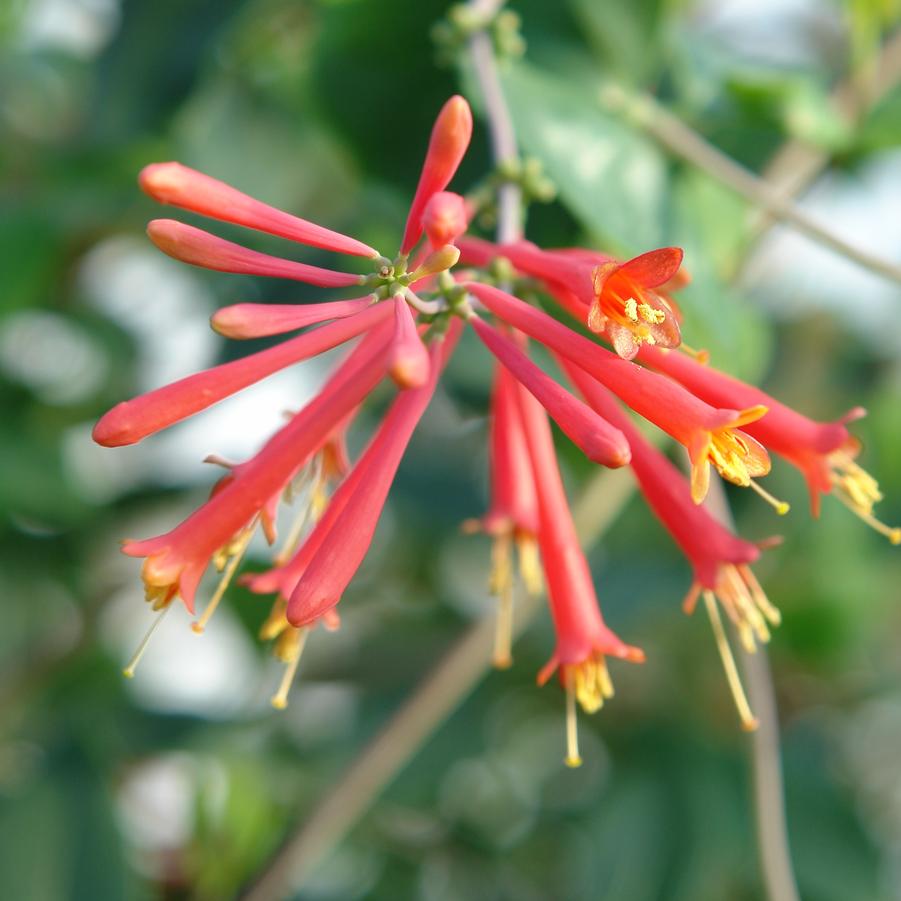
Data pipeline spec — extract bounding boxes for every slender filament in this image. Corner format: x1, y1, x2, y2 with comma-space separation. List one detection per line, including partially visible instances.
123, 603, 172, 678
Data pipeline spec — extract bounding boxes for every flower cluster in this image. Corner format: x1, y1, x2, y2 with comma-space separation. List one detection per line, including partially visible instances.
96, 95, 898, 764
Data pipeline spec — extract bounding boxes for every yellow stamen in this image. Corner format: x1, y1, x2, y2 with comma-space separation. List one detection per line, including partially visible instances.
563, 654, 615, 714
123, 602, 172, 678
703, 591, 759, 732
748, 479, 790, 515
564, 677, 582, 768
516, 534, 543, 595
260, 596, 290, 642
829, 451, 901, 544
679, 343, 710, 364
623, 298, 639, 322
271, 626, 309, 710
192, 527, 254, 634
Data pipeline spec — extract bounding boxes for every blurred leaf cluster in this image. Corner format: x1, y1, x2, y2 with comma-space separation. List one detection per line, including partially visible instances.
1, 0, 900, 899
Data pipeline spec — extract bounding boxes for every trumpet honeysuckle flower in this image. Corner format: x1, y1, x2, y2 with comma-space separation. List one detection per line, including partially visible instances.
467, 282, 773, 505
401, 95, 473, 254
388, 296, 431, 388
638, 345, 900, 542
147, 219, 365, 288
462, 362, 542, 668
288, 328, 460, 627
211, 296, 377, 340
458, 238, 682, 358
516, 381, 643, 766
139, 161, 379, 258
99, 89, 894, 751
565, 362, 778, 730
93, 301, 391, 447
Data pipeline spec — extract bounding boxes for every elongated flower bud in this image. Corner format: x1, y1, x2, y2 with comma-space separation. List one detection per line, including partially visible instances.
93, 301, 391, 446
139, 162, 378, 258
388, 298, 430, 388
401, 96, 473, 254
211, 296, 376, 339
147, 219, 364, 288
470, 315, 630, 467
421, 191, 469, 248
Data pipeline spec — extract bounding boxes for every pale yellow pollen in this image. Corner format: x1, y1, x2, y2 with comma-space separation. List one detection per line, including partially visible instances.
271, 626, 309, 710
829, 450, 901, 544
637, 302, 666, 324
703, 591, 759, 732
623, 298, 639, 322
123, 602, 173, 678
192, 526, 254, 634
564, 677, 582, 768
748, 479, 790, 515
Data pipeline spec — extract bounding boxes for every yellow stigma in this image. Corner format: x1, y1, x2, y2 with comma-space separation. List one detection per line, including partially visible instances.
748, 479, 791, 515
489, 534, 514, 669
702, 590, 759, 732
829, 450, 901, 544
123, 602, 173, 678
564, 677, 582, 768
516, 534, 543, 596
271, 626, 309, 710
192, 526, 254, 634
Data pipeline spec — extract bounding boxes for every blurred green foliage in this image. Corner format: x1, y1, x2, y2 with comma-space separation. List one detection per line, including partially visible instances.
1, 0, 900, 899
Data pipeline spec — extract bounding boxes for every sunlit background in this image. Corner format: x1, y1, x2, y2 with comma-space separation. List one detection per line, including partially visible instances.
2, 0, 901, 898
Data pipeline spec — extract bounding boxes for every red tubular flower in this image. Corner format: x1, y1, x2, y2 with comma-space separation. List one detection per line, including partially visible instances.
121, 331, 391, 614
388, 297, 430, 388
462, 363, 542, 668
565, 363, 780, 730
139, 162, 379, 258
211, 296, 376, 339
638, 345, 899, 542
468, 282, 772, 504
458, 238, 682, 358
93, 301, 392, 447
469, 314, 630, 468
422, 191, 469, 248
515, 379, 643, 766
400, 95, 473, 254
288, 325, 462, 626
147, 219, 364, 288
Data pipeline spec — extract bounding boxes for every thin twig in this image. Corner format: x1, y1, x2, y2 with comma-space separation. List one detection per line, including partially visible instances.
599, 79, 901, 287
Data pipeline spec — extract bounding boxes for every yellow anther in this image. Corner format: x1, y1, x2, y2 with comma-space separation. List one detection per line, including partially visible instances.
123, 602, 173, 678
829, 451, 900, 544
192, 527, 254, 634
748, 479, 790, 515
637, 302, 665, 324
623, 298, 639, 321
260, 596, 290, 642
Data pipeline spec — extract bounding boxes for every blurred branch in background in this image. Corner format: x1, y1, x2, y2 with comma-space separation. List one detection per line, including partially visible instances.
597, 37, 901, 288
704, 478, 801, 901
